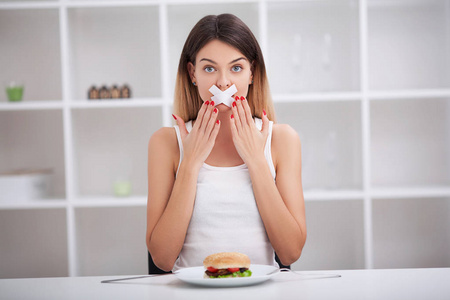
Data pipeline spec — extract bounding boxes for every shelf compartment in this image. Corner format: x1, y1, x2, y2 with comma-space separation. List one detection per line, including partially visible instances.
167, 2, 260, 98
275, 101, 363, 191
74, 206, 147, 276
0, 110, 66, 200
0, 8, 62, 102
292, 200, 364, 270
370, 98, 450, 188
72, 107, 162, 198
67, 6, 161, 100
373, 197, 450, 268
267, 0, 360, 94
0, 208, 68, 278
368, 0, 450, 90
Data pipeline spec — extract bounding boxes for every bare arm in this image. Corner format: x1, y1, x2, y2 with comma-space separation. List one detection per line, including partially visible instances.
146, 129, 199, 271
247, 124, 306, 266
146, 102, 220, 271
230, 98, 306, 266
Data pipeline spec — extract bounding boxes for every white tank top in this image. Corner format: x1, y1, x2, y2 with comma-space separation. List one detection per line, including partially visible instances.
172, 118, 278, 271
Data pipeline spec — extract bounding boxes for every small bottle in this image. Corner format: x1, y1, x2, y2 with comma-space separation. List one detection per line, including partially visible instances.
120, 84, 131, 98
110, 85, 121, 99
88, 86, 99, 100
114, 179, 132, 197
99, 85, 110, 99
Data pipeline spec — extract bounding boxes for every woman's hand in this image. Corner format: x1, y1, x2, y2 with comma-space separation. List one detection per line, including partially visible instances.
173, 101, 220, 172
230, 96, 269, 166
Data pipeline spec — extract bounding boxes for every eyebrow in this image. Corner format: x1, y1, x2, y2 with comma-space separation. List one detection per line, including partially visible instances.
199, 57, 247, 64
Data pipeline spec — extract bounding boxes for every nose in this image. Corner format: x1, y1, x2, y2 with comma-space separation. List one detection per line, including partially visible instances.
216, 71, 231, 90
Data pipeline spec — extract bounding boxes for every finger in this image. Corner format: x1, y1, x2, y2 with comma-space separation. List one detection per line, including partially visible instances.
193, 100, 210, 130
205, 107, 219, 138
261, 109, 270, 135
230, 113, 238, 141
235, 96, 247, 128
231, 96, 242, 130
241, 96, 254, 126
208, 119, 221, 143
173, 114, 188, 139
199, 101, 215, 132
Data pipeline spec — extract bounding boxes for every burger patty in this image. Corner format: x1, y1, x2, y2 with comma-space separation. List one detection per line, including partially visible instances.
205, 268, 249, 277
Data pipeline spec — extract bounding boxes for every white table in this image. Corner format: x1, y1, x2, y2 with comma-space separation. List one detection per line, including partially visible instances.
1, 268, 449, 300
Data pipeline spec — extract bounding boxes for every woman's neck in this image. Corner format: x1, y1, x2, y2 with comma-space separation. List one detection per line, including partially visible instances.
215, 109, 233, 141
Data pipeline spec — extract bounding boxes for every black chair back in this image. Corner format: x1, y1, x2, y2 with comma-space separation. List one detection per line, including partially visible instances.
148, 252, 171, 274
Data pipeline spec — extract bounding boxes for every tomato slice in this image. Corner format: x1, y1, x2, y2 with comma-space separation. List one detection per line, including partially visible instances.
227, 268, 240, 273
207, 267, 218, 273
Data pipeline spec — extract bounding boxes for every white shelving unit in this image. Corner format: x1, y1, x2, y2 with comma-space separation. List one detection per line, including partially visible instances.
0, 0, 449, 278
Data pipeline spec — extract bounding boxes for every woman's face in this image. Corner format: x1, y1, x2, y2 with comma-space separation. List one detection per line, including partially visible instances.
188, 39, 253, 110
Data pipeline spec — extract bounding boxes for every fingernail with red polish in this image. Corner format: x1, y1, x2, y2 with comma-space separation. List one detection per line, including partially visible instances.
231, 114, 234, 119
216, 120, 220, 125
214, 108, 218, 113
172, 114, 177, 120
235, 96, 239, 101
240, 96, 245, 101
232, 101, 236, 107
210, 101, 214, 106
205, 101, 209, 105
263, 109, 266, 116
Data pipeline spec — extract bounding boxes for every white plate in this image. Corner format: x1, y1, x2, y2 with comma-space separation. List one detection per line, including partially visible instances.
174, 264, 279, 287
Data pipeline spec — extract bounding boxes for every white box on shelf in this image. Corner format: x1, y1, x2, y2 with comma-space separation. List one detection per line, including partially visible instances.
0, 169, 53, 202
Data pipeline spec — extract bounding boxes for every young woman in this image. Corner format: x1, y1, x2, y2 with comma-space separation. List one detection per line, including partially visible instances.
146, 14, 306, 272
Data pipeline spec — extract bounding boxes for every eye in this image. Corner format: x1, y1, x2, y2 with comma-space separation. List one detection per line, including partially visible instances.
232, 65, 242, 72
204, 66, 215, 73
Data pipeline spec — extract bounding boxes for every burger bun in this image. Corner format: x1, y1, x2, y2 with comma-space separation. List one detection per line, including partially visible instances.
203, 252, 250, 269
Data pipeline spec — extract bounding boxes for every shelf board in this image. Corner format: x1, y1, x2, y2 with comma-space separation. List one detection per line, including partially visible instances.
71, 196, 147, 208
0, 101, 63, 111
304, 189, 364, 201
0, 199, 67, 210
65, 0, 160, 8
369, 89, 450, 100
368, 0, 442, 9
69, 98, 165, 109
0, 0, 258, 10
0, 1, 59, 10
3, 187, 447, 210
273, 91, 362, 103
1, 89, 448, 111
371, 186, 450, 199
0, 0, 441, 11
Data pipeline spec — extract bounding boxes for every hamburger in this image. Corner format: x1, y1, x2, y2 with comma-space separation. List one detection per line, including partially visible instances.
203, 252, 252, 278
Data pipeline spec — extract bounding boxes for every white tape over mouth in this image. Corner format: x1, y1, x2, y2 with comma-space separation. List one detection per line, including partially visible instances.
209, 84, 237, 107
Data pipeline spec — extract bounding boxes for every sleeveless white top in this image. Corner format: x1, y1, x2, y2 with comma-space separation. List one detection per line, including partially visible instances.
172, 118, 278, 271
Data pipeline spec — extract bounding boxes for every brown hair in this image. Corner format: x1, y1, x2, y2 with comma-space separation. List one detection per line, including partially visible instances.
173, 14, 276, 122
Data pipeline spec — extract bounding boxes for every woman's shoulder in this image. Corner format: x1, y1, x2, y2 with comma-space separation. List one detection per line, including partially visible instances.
148, 127, 179, 156
271, 123, 301, 166
149, 126, 177, 144
148, 126, 180, 172
272, 123, 300, 143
